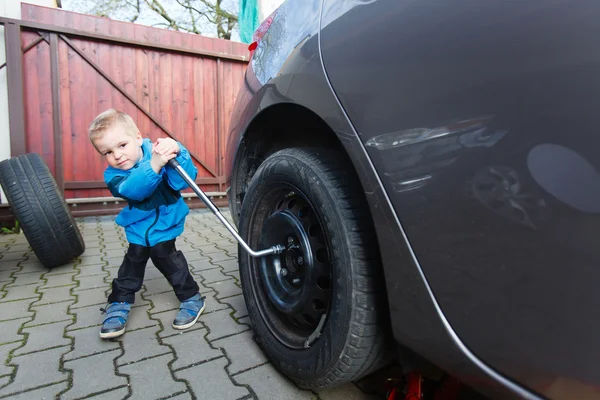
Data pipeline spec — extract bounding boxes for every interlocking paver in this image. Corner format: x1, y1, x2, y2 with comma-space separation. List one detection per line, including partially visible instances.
207, 279, 243, 300
0, 318, 29, 342
76, 263, 106, 277
175, 356, 249, 399
127, 304, 158, 331
0, 252, 28, 262
145, 292, 179, 314
14, 320, 71, 356
233, 363, 315, 400
63, 325, 120, 361
104, 249, 127, 259
81, 387, 130, 400
68, 304, 103, 331
188, 258, 220, 272
202, 308, 249, 341
119, 353, 187, 400
4, 272, 42, 287
34, 284, 76, 306
13, 261, 48, 275
63, 349, 128, 399
78, 254, 105, 267
219, 294, 248, 320
318, 383, 382, 400
142, 277, 174, 296
213, 331, 268, 375
0, 299, 34, 322
24, 300, 73, 327
70, 287, 108, 309
41, 272, 77, 288
0, 283, 39, 302
73, 273, 108, 292
197, 267, 232, 284
116, 326, 172, 365
0, 342, 20, 376
199, 291, 231, 314
226, 270, 241, 281
0, 347, 69, 396
5, 380, 68, 400
163, 328, 223, 371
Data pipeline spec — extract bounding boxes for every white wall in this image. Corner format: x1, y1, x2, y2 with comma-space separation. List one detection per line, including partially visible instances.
0, 0, 56, 203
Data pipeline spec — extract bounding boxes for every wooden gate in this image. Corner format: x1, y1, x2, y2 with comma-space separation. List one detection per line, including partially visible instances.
0, 4, 249, 219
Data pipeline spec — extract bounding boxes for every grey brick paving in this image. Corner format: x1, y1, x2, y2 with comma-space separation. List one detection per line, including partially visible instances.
0, 342, 20, 375
233, 363, 315, 400
0, 283, 39, 302
213, 331, 268, 375
116, 326, 171, 365
25, 300, 73, 327
0, 347, 69, 396
0, 299, 35, 322
64, 326, 120, 361
7, 380, 68, 400
203, 309, 249, 341
0, 210, 383, 399
208, 279, 243, 300
35, 285, 76, 306
0, 318, 28, 342
41, 272, 78, 288
63, 350, 127, 399
15, 320, 72, 356
175, 357, 250, 399
163, 328, 223, 371
119, 353, 187, 400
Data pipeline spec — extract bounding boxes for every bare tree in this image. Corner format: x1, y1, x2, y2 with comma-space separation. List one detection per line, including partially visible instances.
61, 0, 238, 40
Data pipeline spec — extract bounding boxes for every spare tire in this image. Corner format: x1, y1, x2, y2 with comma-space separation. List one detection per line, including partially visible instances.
238, 147, 391, 389
0, 153, 85, 268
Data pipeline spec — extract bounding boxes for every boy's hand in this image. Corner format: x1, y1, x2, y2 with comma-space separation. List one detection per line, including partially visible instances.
154, 138, 180, 157
150, 139, 179, 173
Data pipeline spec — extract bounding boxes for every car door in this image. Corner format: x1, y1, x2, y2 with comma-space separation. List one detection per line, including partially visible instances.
320, 0, 600, 396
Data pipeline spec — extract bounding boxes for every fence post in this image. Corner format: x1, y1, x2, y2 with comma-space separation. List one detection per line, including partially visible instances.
5, 21, 26, 157
50, 33, 64, 193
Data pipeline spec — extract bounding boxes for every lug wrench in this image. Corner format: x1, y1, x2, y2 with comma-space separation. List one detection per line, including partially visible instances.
167, 159, 285, 257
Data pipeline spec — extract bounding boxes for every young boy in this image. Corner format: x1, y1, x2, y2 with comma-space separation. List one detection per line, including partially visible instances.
89, 109, 205, 339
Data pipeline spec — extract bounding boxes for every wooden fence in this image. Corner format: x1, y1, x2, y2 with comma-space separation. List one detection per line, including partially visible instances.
0, 4, 249, 219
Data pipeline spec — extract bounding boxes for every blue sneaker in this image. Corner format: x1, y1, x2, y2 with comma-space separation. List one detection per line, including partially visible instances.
173, 294, 205, 330
99, 302, 131, 339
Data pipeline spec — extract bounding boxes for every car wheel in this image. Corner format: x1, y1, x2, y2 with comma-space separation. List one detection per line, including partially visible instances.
0, 153, 85, 268
238, 147, 390, 389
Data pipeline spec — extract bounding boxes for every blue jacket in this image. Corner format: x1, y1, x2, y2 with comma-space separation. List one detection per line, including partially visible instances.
104, 138, 198, 247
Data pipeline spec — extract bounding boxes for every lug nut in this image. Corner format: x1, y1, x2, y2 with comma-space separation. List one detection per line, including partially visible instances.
280, 268, 288, 276
292, 278, 301, 284
288, 237, 294, 245
297, 256, 304, 265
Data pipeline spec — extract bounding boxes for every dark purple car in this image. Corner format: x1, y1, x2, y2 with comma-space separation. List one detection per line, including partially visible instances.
224, 1, 600, 399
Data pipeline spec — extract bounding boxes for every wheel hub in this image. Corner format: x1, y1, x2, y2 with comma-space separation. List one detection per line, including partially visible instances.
258, 210, 314, 315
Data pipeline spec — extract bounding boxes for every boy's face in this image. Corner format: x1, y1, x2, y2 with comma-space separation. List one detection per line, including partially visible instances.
93, 124, 143, 170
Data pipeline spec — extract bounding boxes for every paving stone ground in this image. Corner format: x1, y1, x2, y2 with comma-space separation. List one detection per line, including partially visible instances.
0, 209, 384, 400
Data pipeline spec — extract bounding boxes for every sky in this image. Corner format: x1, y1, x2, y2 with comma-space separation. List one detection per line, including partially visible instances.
61, 0, 243, 42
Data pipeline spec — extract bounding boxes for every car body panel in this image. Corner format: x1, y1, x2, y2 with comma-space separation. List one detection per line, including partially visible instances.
320, 0, 600, 396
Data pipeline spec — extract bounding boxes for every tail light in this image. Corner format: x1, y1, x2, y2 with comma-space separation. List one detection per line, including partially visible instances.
248, 9, 278, 54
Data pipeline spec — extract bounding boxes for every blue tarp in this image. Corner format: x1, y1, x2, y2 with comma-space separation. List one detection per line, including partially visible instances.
239, 0, 259, 43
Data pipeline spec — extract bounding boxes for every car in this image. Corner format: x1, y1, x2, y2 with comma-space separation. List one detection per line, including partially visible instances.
224, 1, 600, 399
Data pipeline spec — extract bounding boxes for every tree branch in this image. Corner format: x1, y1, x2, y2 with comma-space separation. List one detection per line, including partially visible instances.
144, 0, 179, 30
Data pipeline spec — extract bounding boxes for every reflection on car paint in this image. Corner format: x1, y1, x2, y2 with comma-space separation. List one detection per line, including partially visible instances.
527, 143, 600, 214
472, 165, 547, 230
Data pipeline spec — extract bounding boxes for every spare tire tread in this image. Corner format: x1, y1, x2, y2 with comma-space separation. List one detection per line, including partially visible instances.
0, 153, 85, 268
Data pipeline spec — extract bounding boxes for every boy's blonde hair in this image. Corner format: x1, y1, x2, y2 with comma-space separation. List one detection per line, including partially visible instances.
89, 109, 139, 146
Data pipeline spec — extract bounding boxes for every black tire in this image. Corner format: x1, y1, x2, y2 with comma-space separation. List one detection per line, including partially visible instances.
0, 153, 85, 268
238, 147, 391, 389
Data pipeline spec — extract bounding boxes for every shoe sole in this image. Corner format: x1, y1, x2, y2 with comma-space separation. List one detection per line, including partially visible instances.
172, 303, 206, 330
99, 327, 126, 339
